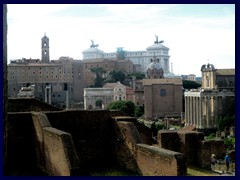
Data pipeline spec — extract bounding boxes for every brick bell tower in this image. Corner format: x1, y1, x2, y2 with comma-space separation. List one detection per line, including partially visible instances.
41, 33, 50, 63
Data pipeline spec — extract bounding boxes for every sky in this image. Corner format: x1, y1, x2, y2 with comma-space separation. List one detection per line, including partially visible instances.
7, 4, 235, 76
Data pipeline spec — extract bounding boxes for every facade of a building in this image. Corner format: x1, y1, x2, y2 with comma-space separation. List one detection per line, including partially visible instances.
143, 78, 183, 119
184, 63, 235, 130
8, 34, 85, 108
83, 58, 134, 74
131, 54, 183, 119
181, 74, 197, 81
82, 36, 174, 77
103, 82, 127, 101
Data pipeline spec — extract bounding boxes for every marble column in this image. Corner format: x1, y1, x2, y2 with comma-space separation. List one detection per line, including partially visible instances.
190, 96, 192, 125
196, 97, 199, 128
199, 97, 203, 129
185, 96, 188, 126
207, 96, 211, 128
187, 96, 190, 126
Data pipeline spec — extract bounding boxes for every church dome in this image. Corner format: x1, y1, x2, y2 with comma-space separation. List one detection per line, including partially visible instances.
146, 43, 169, 51
147, 60, 162, 70
82, 47, 104, 54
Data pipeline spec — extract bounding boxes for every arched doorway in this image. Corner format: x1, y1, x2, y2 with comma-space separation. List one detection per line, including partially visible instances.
95, 99, 104, 109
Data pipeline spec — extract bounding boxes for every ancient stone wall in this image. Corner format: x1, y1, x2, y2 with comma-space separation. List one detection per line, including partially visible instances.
197, 140, 226, 167
157, 130, 225, 167
32, 112, 80, 176
112, 120, 186, 176
6, 112, 39, 175
6, 103, 187, 176
178, 131, 200, 164
43, 127, 79, 176
8, 98, 62, 112
112, 116, 155, 145
136, 144, 187, 176
157, 131, 181, 152
45, 110, 117, 171
112, 121, 141, 172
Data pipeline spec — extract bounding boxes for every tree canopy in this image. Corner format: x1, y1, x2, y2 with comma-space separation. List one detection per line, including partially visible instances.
127, 72, 145, 80
107, 100, 135, 117
182, 80, 201, 89
108, 70, 126, 83
90, 67, 106, 87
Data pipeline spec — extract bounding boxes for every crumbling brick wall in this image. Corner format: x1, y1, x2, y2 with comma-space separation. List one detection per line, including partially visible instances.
45, 110, 117, 172
157, 130, 225, 167
8, 98, 61, 112
7, 103, 188, 176
157, 131, 181, 152
112, 120, 187, 176
32, 112, 80, 176
43, 127, 79, 176
197, 140, 225, 168
6, 112, 39, 175
136, 144, 186, 176
112, 121, 141, 172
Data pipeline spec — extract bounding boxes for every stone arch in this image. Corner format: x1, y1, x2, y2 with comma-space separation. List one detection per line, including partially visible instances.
88, 105, 93, 110
95, 99, 105, 109
84, 88, 113, 110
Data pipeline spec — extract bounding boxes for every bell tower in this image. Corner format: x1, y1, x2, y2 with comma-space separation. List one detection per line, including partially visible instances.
201, 63, 217, 90
41, 33, 50, 63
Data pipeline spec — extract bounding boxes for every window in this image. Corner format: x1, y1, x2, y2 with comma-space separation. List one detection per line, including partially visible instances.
160, 89, 166, 96
64, 83, 68, 91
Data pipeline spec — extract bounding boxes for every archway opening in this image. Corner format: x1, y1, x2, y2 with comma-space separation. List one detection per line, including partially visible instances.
95, 99, 104, 109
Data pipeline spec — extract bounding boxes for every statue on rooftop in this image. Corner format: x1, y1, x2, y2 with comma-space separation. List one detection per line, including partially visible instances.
154, 35, 164, 44
90, 39, 99, 48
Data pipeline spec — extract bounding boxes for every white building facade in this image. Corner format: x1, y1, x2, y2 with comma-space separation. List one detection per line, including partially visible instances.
82, 36, 174, 77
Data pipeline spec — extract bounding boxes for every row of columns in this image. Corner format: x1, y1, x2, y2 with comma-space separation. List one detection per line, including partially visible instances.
185, 95, 217, 129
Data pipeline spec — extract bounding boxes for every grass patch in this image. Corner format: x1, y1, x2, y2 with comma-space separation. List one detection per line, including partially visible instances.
187, 165, 219, 176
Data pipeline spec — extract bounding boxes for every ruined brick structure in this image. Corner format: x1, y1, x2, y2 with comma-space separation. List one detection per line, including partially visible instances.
158, 130, 226, 167
5, 98, 225, 176
5, 99, 187, 176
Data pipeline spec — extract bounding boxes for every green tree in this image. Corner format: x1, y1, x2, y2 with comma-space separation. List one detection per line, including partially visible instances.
91, 67, 106, 87
135, 105, 144, 117
183, 80, 201, 89
218, 115, 235, 131
224, 136, 235, 150
128, 72, 145, 80
108, 70, 126, 83
107, 100, 135, 117
151, 121, 166, 136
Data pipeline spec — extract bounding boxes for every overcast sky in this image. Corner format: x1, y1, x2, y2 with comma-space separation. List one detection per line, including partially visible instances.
7, 4, 235, 76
